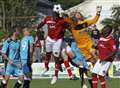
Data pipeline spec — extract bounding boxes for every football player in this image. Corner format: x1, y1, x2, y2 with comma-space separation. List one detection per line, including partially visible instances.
92, 25, 117, 88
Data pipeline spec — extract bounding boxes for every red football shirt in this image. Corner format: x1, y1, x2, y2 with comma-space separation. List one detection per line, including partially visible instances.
42, 16, 65, 40
97, 35, 116, 61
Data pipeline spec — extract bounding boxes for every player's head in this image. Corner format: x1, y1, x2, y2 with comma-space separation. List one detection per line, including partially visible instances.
101, 25, 112, 37
23, 27, 31, 36
52, 4, 64, 18
75, 12, 84, 21
9, 26, 19, 39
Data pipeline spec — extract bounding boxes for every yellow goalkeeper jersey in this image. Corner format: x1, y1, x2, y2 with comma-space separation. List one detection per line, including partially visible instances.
65, 15, 100, 60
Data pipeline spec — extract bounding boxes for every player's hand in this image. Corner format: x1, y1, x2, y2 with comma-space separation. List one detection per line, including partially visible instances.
8, 60, 14, 65
2, 54, 7, 59
96, 6, 102, 14
59, 10, 65, 17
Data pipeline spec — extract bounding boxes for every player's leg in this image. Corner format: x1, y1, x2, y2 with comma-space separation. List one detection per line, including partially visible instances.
86, 44, 97, 88
13, 67, 24, 88
70, 42, 89, 82
1, 64, 13, 88
92, 60, 103, 88
79, 67, 88, 88
40, 52, 52, 75
80, 57, 92, 88
51, 39, 62, 85
58, 58, 64, 72
42, 37, 52, 74
51, 56, 60, 84
22, 63, 32, 88
0, 77, 8, 88
80, 44, 96, 88
0, 63, 6, 88
83, 62, 93, 88
23, 80, 31, 88
0, 76, 10, 88
80, 55, 93, 88
71, 52, 88, 87
14, 76, 24, 88
61, 45, 75, 79
98, 61, 111, 88
92, 73, 98, 88
85, 71, 93, 88
98, 75, 106, 88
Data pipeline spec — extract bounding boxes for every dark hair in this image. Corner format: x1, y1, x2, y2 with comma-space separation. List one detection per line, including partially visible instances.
75, 12, 84, 20
101, 25, 113, 37
8, 26, 17, 37
104, 25, 112, 34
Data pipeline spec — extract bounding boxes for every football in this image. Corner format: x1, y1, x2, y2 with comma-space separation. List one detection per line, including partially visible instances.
53, 4, 63, 13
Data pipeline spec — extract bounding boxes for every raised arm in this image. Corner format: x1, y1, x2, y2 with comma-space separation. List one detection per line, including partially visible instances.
32, 17, 46, 30
83, 6, 102, 26
37, 22, 45, 30
74, 6, 102, 30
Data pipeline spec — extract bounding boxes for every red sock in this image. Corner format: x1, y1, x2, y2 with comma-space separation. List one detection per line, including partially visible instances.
55, 63, 60, 77
99, 76, 106, 88
64, 60, 73, 78
92, 74, 98, 88
44, 53, 51, 70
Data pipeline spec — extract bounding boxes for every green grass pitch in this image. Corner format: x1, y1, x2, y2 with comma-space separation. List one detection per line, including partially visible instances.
7, 78, 120, 88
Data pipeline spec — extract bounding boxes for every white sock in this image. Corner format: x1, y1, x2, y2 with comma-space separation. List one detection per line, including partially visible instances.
17, 80, 22, 84
2, 80, 6, 84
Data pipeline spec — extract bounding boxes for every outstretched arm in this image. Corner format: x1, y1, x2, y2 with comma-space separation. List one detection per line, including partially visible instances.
32, 17, 46, 30
74, 6, 102, 30
32, 22, 45, 30
76, 6, 102, 27
83, 6, 102, 26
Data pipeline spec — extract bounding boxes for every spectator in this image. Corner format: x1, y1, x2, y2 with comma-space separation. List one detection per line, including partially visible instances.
91, 25, 100, 48
117, 37, 120, 60
114, 26, 120, 60
113, 27, 120, 49
34, 30, 44, 62
91, 25, 100, 40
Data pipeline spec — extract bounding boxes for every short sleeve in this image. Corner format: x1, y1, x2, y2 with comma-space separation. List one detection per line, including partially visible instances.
29, 36, 34, 45
2, 40, 9, 54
